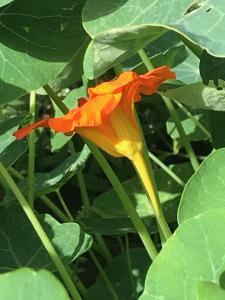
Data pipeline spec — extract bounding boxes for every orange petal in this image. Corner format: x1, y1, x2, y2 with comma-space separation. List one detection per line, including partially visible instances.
139, 66, 176, 95
88, 71, 138, 97
13, 119, 50, 140
14, 93, 122, 139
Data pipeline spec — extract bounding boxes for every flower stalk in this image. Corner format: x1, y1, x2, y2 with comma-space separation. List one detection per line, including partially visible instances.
0, 162, 82, 300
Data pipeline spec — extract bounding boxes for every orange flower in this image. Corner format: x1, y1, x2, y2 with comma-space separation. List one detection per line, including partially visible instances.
14, 66, 175, 160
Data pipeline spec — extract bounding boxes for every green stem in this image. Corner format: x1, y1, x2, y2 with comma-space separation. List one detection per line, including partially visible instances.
56, 189, 74, 221
162, 96, 200, 171
89, 250, 120, 300
8, 167, 69, 223
124, 235, 137, 299
138, 48, 200, 172
68, 142, 90, 208
45, 84, 158, 260
86, 142, 158, 260
44, 85, 68, 114
73, 274, 88, 298
95, 234, 113, 263
148, 151, 185, 187
40, 194, 69, 223
173, 100, 212, 140
0, 162, 82, 300
138, 49, 154, 70
45, 84, 113, 262
28, 91, 36, 208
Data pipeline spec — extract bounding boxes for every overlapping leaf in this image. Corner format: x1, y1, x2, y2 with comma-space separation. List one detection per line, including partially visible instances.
0, 0, 88, 104
86, 248, 150, 300
82, 0, 225, 78
0, 268, 70, 300
0, 204, 92, 272
179, 149, 225, 224
140, 210, 225, 300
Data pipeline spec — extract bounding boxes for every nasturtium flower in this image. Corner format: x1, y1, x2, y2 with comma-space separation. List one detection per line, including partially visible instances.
14, 66, 175, 161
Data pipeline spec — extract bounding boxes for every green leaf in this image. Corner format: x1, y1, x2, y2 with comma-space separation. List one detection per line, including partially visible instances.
0, 204, 92, 272
50, 38, 90, 89
0, 268, 70, 300
200, 50, 225, 85
83, 25, 165, 79
86, 248, 150, 300
166, 108, 210, 142
3, 145, 90, 205
51, 86, 87, 152
0, 116, 25, 153
174, 48, 200, 84
140, 210, 225, 300
179, 149, 225, 224
0, 140, 27, 167
166, 81, 225, 111
83, 0, 224, 78
0, 0, 88, 104
209, 111, 225, 149
0, 0, 14, 8
80, 163, 192, 235
123, 32, 200, 84
197, 282, 225, 300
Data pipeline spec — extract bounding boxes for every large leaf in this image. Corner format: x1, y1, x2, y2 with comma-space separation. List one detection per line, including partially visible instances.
0, 204, 92, 272
0, 116, 25, 153
178, 149, 225, 224
3, 145, 90, 205
0, 268, 70, 300
197, 282, 225, 300
166, 108, 210, 142
140, 210, 225, 300
80, 163, 192, 235
83, 0, 225, 78
165, 81, 225, 111
0, 0, 14, 8
123, 31, 200, 84
86, 248, 150, 300
200, 50, 225, 85
0, 139, 27, 167
0, 0, 88, 104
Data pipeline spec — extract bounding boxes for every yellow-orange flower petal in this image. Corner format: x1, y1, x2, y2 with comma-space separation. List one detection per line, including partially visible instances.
14, 66, 176, 160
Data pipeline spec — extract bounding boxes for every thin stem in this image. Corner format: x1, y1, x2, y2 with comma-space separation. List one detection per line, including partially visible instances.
95, 234, 113, 263
73, 274, 88, 298
124, 235, 137, 298
68, 142, 90, 208
40, 195, 69, 223
56, 189, 73, 221
89, 250, 120, 300
173, 100, 212, 140
0, 162, 82, 300
45, 84, 158, 260
8, 167, 69, 223
148, 151, 185, 187
138, 48, 200, 172
162, 96, 200, 171
45, 84, 113, 261
44, 84, 68, 114
28, 91, 36, 208
8, 166, 24, 180
138, 49, 154, 70
86, 142, 158, 260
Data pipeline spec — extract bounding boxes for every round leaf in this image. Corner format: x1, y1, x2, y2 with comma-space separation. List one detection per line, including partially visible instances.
140, 210, 225, 300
